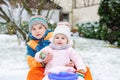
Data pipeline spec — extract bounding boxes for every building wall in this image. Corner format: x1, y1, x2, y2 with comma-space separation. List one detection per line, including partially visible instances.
54, 0, 100, 27
72, 5, 100, 24
54, 0, 72, 13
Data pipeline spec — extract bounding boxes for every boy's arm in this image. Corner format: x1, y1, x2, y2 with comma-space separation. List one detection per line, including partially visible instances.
26, 55, 43, 68
27, 40, 39, 51
26, 45, 43, 68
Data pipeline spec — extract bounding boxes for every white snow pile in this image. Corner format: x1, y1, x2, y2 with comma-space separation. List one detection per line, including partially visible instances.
0, 34, 120, 80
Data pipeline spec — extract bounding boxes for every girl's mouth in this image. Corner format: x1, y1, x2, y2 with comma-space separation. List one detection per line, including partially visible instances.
57, 43, 62, 45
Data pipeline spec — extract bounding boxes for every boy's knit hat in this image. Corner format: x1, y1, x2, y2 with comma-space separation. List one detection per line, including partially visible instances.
52, 22, 72, 43
28, 15, 48, 32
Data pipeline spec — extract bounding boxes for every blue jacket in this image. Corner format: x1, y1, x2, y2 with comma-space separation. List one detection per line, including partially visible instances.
27, 29, 53, 57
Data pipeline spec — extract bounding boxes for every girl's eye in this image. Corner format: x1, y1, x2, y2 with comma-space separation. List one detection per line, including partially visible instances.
56, 37, 59, 39
62, 37, 65, 39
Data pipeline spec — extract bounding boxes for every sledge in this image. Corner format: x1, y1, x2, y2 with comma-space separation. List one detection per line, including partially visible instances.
27, 66, 92, 80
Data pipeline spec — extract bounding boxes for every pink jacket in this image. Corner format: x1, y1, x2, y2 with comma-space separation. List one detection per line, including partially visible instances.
35, 46, 86, 74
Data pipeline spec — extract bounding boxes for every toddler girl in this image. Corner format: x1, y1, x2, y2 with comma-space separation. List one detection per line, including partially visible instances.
35, 22, 87, 80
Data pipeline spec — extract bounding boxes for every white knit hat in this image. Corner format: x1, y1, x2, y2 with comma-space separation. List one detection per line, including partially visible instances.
52, 22, 72, 43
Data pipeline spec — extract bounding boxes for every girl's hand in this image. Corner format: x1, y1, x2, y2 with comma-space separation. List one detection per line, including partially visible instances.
65, 61, 75, 67
43, 53, 52, 64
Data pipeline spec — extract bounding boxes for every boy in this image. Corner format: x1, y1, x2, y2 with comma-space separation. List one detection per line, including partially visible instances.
26, 15, 53, 80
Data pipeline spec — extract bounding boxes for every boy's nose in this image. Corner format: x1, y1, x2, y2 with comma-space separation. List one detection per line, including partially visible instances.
36, 29, 40, 33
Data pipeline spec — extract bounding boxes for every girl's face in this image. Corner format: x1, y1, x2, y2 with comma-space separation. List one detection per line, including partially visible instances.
53, 34, 68, 46
31, 23, 46, 39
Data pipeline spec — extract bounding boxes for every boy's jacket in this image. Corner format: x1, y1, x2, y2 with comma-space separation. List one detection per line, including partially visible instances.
26, 29, 53, 68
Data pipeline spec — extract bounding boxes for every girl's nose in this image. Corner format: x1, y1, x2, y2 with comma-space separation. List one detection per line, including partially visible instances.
58, 39, 62, 42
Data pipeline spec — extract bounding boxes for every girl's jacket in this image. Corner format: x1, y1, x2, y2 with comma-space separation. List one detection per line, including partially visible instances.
26, 29, 53, 68
35, 44, 87, 74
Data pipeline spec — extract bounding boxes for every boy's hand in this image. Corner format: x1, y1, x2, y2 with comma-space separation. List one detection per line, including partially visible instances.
43, 53, 52, 64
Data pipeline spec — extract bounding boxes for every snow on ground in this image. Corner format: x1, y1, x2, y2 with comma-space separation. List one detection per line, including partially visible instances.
0, 34, 120, 80
0, 34, 29, 80
72, 36, 120, 80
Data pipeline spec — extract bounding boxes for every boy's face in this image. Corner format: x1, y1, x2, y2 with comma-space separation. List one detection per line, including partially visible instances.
53, 33, 68, 46
31, 23, 46, 39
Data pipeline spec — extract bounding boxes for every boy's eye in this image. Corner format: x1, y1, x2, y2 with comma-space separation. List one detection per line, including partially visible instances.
38, 26, 42, 29
32, 28, 36, 30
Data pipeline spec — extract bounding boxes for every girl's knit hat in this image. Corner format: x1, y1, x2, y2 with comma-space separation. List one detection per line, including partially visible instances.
52, 22, 72, 43
28, 15, 48, 32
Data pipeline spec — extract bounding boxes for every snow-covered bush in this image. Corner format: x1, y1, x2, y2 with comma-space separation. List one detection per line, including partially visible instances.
76, 21, 104, 39
98, 0, 120, 46
48, 22, 57, 31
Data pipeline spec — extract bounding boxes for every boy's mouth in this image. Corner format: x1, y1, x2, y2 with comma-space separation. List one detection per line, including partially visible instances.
36, 34, 41, 36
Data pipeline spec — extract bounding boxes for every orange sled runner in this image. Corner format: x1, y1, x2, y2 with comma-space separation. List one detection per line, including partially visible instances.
27, 67, 92, 80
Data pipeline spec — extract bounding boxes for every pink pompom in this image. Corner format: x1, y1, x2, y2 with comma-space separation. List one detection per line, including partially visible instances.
57, 22, 71, 29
